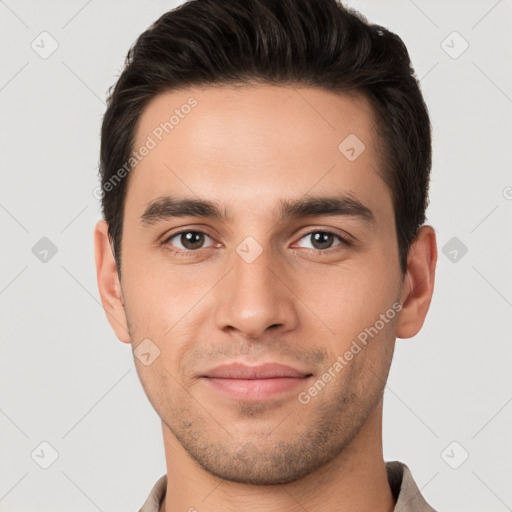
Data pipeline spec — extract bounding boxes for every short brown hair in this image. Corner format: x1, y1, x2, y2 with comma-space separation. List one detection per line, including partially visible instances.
99, 0, 432, 275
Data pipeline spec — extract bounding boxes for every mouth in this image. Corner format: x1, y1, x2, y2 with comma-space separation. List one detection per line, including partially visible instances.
200, 363, 313, 401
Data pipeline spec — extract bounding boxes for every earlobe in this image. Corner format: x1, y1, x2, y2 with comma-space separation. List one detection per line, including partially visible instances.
94, 219, 131, 344
396, 225, 437, 339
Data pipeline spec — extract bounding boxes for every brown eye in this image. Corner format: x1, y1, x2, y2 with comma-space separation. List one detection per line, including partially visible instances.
296, 231, 346, 251
164, 231, 214, 251
311, 232, 335, 250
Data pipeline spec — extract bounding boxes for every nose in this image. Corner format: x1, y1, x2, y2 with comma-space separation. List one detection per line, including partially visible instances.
213, 242, 299, 340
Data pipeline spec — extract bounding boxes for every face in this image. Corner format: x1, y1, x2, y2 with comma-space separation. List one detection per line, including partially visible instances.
98, 85, 418, 484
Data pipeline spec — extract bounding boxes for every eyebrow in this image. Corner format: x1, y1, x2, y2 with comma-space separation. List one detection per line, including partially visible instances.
139, 193, 375, 227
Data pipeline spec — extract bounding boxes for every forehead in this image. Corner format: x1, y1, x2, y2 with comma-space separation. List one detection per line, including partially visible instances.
126, 84, 390, 223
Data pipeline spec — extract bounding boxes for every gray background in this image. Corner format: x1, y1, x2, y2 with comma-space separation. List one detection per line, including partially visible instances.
1, 0, 511, 510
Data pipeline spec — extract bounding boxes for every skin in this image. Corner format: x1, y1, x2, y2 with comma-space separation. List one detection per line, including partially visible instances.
94, 85, 437, 512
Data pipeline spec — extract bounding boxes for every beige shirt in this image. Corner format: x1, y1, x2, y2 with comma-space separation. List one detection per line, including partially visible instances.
138, 460, 437, 512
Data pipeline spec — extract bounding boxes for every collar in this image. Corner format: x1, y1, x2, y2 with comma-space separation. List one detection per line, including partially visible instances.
139, 460, 437, 512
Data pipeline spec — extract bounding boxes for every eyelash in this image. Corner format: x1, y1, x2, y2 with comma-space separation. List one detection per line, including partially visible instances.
160, 229, 351, 257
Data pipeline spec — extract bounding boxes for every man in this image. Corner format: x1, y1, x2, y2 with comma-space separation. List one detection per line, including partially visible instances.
94, 0, 438, 510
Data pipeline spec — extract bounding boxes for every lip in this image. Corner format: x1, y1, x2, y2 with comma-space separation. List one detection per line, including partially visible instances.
203, 362, 310, 379
201, 363, 312, 401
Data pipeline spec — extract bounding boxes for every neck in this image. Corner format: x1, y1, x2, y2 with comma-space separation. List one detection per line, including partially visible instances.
160, 401, 394, 512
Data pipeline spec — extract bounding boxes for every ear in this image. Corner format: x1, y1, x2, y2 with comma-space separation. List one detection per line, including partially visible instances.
94, 219, 131, 343
396, 225, 437, 339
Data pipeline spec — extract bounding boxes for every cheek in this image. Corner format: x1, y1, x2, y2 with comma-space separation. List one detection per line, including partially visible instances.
121, 260, 212, 373
298, 255, 400, 341
121, 241, 202, 331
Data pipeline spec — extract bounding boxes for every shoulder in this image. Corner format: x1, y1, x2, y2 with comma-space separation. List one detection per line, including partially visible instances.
138, 474, 167, 512
386, 460, 439, 512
